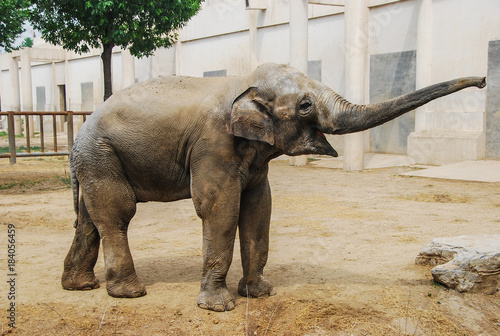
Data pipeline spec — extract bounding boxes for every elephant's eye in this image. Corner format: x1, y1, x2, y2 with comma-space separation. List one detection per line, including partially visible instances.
298, 100, 313, 115
299, 100, 312, 111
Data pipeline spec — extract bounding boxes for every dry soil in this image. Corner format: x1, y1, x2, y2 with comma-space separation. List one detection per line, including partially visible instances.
1, 156, 499, 335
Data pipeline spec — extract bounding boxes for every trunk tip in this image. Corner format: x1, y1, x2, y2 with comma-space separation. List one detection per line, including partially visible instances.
478, 77, 487, 89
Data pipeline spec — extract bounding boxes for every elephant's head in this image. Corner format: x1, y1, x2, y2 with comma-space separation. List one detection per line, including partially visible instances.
230, 63, 486, 157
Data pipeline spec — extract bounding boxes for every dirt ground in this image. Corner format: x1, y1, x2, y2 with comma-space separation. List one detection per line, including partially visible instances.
1, 156, 499, 336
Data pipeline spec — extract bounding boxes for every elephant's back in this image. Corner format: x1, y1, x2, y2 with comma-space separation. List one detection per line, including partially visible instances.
74, 74, 244, 158
118, 75, 237, 108
91, 75, 238, 124
75, 74, 240, 158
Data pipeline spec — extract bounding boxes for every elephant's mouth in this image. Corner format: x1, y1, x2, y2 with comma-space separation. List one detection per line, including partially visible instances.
312, 128, 338, 157
315, 129, 327, 140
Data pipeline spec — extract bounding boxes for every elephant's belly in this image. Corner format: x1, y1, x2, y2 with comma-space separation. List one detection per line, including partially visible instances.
125, 166, 192, 203
133, 181, 191, 203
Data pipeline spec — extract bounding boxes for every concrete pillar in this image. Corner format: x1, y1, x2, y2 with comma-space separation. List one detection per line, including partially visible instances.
249, 10, 259, 71
407, 0, 443, 164
415, 0, 433, 131
343, 0, 368, 171
64, 52, 70, 112
20, 48, 34, 137
62, 50, 74, 144
175, 39, 182, 76
51, 62, 57, 111
9, 55, 22, 135
98, 48, 104, 105
151, 44, 162, 78
122, 48, 136, 88
0, 57, 4, 130
289, 0, 309, 166
289, 0, 308, 73
51, 61, 61, 132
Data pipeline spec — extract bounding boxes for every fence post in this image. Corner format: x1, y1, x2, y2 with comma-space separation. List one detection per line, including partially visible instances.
7, 112, 16, 164
25, 113, 31, 152
39, 115, 45, 152
53, 115, 58, 152
67, 111, 74, 153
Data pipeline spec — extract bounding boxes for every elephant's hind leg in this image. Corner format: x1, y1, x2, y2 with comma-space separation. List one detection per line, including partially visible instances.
62, 198, 100, 291
82, 176, 146, 299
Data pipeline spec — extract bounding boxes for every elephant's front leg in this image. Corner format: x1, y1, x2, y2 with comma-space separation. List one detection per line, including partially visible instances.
192, 175, 241, 312
238, 178, 276, 298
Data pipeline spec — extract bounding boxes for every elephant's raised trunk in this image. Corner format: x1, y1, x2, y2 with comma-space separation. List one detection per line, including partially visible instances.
318, 77, 486, 135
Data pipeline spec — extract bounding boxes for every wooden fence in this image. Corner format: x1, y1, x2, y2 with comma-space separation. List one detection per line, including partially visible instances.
0, 111, 93, 164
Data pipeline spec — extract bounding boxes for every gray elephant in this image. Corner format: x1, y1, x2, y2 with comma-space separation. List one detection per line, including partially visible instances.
62, 63, 485, 311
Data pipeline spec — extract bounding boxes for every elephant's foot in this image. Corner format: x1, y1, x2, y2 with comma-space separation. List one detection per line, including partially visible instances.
238, 275, 276, 298
197, 285, 236, 312
106, 274, 147, 298
62, 270, 100, 291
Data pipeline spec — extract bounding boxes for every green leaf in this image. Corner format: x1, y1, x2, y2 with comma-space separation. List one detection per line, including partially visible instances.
28, 0, 204, 96
0, 0, 30, 51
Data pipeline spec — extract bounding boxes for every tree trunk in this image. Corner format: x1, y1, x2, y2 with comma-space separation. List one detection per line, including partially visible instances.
101, 42, 114, 101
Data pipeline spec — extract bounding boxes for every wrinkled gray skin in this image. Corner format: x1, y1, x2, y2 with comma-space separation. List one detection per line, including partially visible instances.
62, 63, 485, 311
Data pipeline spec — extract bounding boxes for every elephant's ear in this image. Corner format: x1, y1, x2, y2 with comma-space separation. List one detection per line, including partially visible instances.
230, 87, 274, 145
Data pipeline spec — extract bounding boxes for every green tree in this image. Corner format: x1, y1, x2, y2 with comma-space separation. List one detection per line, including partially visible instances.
30, 0, 204, 101
0, 0, 30, 51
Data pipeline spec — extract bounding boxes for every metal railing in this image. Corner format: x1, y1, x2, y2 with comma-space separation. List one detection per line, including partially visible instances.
0, 111, 93, 164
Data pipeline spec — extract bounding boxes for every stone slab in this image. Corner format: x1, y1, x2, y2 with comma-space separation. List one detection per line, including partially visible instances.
369, 50, 416, 154
308, 153, 415, 170
407, 131, 485, 166
416, 234, 500, 294
401, 160, 500, 182
486, 40, 500, 159
364, 153, 415, 169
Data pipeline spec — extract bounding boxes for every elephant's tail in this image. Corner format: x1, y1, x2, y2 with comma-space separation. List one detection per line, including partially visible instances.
70, 159, 79, 228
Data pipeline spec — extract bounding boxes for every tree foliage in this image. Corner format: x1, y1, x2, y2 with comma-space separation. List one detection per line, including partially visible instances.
20, 37, 33, 48
0, 0, 30, 51
30, 0, 204, 100
30, 0, 203, 57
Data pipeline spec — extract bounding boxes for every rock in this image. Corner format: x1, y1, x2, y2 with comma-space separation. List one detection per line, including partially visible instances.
416, 234, 500, 294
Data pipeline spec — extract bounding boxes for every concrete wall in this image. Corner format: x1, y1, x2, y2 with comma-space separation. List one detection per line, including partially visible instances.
0, 0, 498, 165
406, 0, 500, 164
369, 1, 418, 55
31, 64, 53, 111
0, 68, 17, 110
182, 31, 251, 77
67, 56, 102, 111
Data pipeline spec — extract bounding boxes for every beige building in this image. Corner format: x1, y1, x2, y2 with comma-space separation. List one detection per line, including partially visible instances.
1, 0, 499, 167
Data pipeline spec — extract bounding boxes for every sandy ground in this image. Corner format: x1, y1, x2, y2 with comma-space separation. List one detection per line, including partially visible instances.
0, 156, 499, 336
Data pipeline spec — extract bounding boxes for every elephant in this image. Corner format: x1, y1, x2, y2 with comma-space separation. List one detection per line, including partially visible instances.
61, 62, 485, 312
